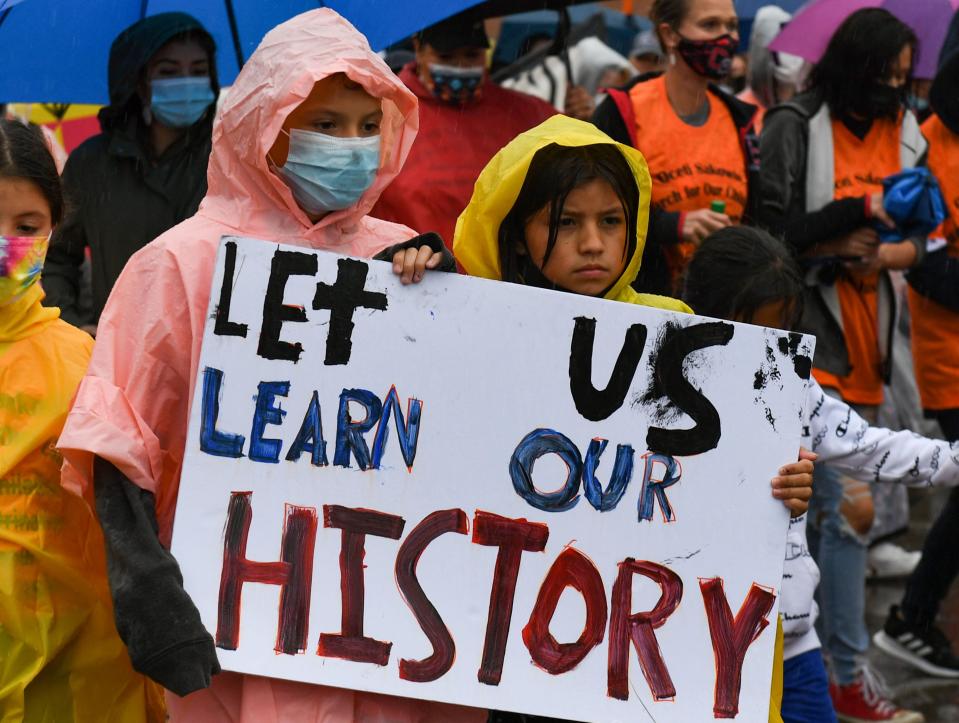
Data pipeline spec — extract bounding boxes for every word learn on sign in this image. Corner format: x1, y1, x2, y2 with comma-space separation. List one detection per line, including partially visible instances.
171, 236, 813, 722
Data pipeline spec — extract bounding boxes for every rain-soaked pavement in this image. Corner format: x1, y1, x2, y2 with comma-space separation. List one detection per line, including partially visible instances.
865, 488, 959, 722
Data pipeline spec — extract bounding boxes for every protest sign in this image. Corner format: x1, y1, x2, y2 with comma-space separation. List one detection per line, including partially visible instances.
170, 236, 814, 721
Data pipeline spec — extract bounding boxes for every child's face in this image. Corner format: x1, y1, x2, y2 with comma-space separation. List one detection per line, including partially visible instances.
522, 178, 629, 296
739, 300, 792, 330
267, 73, 383, 166
0, 177, 52, 237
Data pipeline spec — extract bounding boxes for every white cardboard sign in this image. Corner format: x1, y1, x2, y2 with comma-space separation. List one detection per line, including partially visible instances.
171, 236, 814, 722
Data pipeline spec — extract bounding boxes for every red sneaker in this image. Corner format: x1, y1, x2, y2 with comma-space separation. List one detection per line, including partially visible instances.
829, 669, 924, 723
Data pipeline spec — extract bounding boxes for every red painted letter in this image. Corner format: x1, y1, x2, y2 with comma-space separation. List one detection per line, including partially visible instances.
608, 558, 683, 701
522, 547, 607, 674
395, 509, 469, 682
317, 505, 405, 665
472, 510, 549, 685
216, 492, 318, 655
700, 578, 777, 718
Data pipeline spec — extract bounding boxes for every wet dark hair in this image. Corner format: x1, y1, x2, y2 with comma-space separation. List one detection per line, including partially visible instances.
809, 8, 916, 119
140, 29, 219, 94
0, 118, 63, 226
682, 226, 803, 329
651, 0, 691, 42
498, 143, 638, 287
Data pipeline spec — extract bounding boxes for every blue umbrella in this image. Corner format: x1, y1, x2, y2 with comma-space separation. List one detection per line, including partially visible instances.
0, 0, 488, 103
734, 0, 806, 16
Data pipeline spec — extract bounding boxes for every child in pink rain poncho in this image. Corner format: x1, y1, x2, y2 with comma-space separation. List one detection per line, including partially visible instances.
57, 9, 482, 723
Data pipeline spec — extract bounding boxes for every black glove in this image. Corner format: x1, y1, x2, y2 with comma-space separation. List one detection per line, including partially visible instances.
373, 232, 458, 273
94, 457, 221, 696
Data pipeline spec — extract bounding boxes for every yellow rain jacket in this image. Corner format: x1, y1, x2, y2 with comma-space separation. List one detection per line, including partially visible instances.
0, 284, 163, 722
454, 114, 786, 723
453, 114, 691, 313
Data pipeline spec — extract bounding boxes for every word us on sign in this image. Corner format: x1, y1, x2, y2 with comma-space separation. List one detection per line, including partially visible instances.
171, 236, 812, 722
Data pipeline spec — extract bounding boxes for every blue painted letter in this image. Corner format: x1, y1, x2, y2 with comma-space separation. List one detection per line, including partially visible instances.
638, 453, 682, 522
199, 366, 245, 458
371, 386, 422, 470
249, 381, 290, 463
510, 429, 583, 512
582, 439, 634, 511
286, 390, 328, 466
333, 389, 383, 470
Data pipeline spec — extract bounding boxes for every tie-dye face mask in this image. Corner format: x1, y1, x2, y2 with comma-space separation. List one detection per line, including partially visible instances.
0, 235, 49, 306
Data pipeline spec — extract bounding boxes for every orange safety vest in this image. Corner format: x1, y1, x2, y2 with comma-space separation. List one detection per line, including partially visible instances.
813, 117, 901, 407
629, 76, 747, 287
908, 114, 959, 410
737, 87, 767, 133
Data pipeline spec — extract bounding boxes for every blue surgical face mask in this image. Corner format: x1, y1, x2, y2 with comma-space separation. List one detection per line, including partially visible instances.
274, 128, 381, 216
150, 76, 215, 128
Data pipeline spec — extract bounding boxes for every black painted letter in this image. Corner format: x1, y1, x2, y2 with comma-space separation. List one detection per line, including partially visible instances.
313, 258, 388, 365
258, 249, 318, 362
645, 322, 734, 456
214, 240, 249, 338
569, 317, 647, 421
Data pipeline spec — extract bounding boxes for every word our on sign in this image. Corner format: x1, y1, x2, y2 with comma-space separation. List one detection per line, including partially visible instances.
170, 236, 813, 722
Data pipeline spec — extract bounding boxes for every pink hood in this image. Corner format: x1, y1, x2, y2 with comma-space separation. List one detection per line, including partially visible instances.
200, 7, 419, 248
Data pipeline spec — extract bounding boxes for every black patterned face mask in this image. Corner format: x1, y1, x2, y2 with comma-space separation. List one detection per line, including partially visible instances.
856, 83, 906, 120
676, 33, 739, 80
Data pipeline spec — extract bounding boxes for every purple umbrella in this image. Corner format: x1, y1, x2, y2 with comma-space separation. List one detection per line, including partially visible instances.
768, 0, 959, 79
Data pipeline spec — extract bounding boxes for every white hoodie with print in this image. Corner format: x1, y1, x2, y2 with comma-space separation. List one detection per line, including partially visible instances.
782, 378, 959, 660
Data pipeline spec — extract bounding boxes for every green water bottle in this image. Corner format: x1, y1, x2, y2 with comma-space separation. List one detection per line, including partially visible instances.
710, 199, 726, 214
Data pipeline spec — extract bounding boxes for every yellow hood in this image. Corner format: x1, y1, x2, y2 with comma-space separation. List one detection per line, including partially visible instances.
453, 115, 690, 312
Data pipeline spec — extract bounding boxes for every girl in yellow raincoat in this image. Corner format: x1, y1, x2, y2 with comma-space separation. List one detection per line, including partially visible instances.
0, 118, 163, 721
453, 114, 812, 723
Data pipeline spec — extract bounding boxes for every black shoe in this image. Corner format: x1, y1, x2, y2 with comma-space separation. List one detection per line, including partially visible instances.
874, 605, 959, 678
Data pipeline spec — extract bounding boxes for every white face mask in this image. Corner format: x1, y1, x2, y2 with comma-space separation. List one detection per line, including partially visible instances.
272, 129, 381, 216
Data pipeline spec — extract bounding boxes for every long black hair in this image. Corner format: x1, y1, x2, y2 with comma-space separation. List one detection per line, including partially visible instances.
650, 0, 692, 47
0, 118, 63, 226
808, 8, 917, 120
682, 226, 804, 328
498, 143, 638, 287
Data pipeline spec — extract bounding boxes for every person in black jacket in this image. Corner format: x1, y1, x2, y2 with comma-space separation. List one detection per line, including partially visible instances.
42, 12, 218, 334
874, 8, 959, 681
592, 0, 759, 296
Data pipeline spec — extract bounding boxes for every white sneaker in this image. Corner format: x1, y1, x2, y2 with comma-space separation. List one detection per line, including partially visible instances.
867, 542, 921, 581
